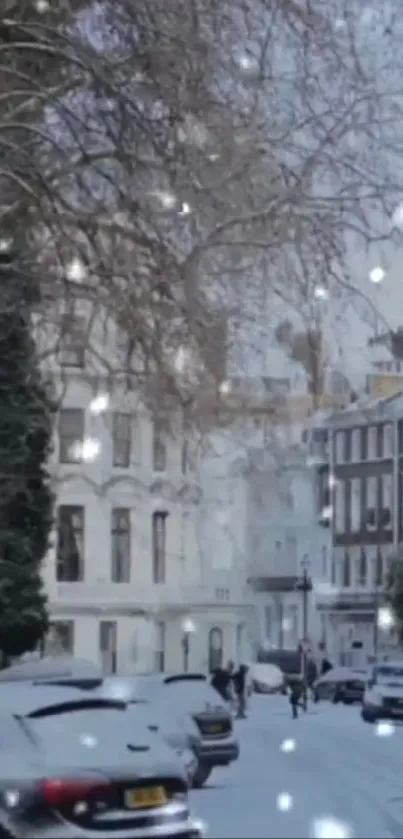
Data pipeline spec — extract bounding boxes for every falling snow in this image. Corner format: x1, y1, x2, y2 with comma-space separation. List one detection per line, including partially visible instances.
375, 721, 395, 738
89, 393, 110, 415
369, 266, 385, 284
277, 792, 293, 812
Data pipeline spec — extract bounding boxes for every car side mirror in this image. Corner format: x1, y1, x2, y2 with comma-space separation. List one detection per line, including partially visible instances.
367, 680, 374, 689
148, 724, 159, 733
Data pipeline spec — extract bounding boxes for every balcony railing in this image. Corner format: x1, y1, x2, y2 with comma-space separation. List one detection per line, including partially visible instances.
53, 581, 249, 610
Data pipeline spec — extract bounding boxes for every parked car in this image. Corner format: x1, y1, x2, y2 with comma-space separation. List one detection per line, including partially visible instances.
0, 655, 104, 690
362, 660, 403, 723
0, 683, 204, 839
134, 673, 239, 788
99, 675, 201, 787
313, 666, 368, 704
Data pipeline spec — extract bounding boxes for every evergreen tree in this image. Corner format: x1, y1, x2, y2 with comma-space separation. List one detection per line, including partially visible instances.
384, 553, 403, 642
0, 249, 54, 664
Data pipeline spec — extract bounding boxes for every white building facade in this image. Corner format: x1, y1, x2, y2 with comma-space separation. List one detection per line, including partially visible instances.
36, 298, 250, 674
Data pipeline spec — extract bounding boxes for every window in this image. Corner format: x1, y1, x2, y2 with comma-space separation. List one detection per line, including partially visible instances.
358, 550, 367, 587
351, 428, 361, 461
208, 627, 224, 672
377, 424, 384, 458
368, 426, 377, 460
384, 423, 394, 458
264, 605, 272, 641
58, 409, 85, 464
152, 512, 167, 583
99, 620, 117, 675
155, 622, 165, 672
342, 551, 351, 587
111, 508, 131, 582
365, 476, 377, 530
152, 419, 167, 472
331, 552, 336, 586
112, 412, 132, 467
360, 426, 368, 460
321, 545, 327, 577
335, 431, 345, 463
46, 620, 74, 655
317, 469, 330, 512
335, 480, 346, 534
350, 478, 362, 532
344, 429, 352, 462
372, 549, 383, 588
59, 314, 86, 368
57, 505, 85, 582
381, 473, 393, 529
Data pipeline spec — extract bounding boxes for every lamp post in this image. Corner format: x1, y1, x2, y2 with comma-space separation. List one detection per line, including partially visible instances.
181, 617, 196, 672
296, 555, 313, 711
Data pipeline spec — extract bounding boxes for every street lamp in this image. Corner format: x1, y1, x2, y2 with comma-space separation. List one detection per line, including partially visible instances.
296, 555, 313, 711
181, 617, 196, 672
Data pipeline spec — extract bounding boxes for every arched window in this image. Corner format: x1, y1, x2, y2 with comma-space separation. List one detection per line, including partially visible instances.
208, 627, 223, 672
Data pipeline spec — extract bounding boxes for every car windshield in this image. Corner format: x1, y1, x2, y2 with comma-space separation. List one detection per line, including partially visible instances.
164, 678, 225, 711
374, 665, 403, 684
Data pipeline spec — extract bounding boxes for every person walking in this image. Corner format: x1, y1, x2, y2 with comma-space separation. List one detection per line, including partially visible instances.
210, 660, 235, 703
289, 678, 303, 719
233, 664, 249, 719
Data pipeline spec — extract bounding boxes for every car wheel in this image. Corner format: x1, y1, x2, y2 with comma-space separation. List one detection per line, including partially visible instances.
361, 707, 376, 723
192, 763, 212, 788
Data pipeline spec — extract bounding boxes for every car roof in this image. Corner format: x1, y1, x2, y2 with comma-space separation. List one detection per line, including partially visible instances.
0, 656, 102, 682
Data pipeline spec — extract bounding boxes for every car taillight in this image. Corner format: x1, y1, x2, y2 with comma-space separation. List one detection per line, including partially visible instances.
40, 777, 111, 807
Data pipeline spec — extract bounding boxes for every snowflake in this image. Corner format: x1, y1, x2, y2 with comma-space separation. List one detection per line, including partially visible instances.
376, 720, 395, 738
276, 792, 293, 812
35, 0, 49, 11
89, 394, 109, 415
66, 258, 86, 283
280, 738, 296, 753
369, 266, 385, 284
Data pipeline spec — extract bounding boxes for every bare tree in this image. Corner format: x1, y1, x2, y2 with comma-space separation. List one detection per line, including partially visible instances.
1, 0, 402, 421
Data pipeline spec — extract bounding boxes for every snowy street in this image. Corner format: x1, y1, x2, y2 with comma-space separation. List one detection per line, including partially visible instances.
193, 696, 403, 839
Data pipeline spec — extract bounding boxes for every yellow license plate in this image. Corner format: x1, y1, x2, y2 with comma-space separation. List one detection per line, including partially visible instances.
206, 724, 223, 734
125, 786, 167, 809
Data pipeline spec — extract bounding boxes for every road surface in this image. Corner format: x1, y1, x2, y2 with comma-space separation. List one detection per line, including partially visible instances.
192, 695, 403, 838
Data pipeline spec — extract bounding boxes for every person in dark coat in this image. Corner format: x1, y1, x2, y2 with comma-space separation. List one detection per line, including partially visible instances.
289, 677, 303, 719
233, 664, 249, 718
210, 660, 234, 702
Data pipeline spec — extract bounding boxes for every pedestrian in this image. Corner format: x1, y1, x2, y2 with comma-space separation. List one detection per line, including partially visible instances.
233, 664, 249, 719
210, 660, 235, 703
289, 678, 302, 719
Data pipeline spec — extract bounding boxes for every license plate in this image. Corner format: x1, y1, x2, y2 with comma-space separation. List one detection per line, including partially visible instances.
125, 786, 167, 809
391, 707, 403, 715
205, 723, 223, 734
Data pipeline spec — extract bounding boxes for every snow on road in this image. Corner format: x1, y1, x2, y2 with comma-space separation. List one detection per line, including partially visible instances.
192, 696, 403, 838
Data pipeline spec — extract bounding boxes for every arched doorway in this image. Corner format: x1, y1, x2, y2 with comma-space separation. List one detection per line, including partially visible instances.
208, 627, 223, 672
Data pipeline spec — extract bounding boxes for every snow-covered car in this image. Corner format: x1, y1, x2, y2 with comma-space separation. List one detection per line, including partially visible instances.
134, 672, 239, 788
314, 666, 368, 704
98, 676, 202, 788
362, 660, 403, 723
